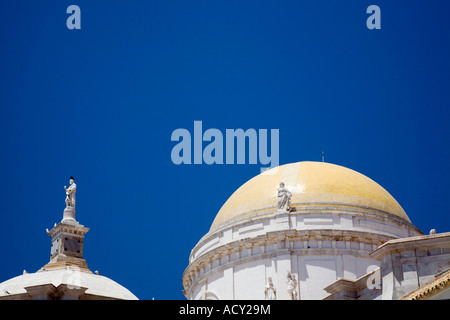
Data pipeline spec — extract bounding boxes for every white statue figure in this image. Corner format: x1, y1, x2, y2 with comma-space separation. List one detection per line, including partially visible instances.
286, 271, 298, 300
277, 182, 292, 212
264, 277, 277, 300
64, 176, 76, 208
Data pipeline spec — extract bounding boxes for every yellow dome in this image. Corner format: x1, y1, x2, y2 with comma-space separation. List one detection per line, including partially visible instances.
210, 161, 410, 230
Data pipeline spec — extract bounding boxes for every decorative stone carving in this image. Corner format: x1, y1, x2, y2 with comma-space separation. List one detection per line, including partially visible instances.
286, 271, 298, 300
64, 176, 77, 208
264, 277, 276, 300
276, 182, 292, 213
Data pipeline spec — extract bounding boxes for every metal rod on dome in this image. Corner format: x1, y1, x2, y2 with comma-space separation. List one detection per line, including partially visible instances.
322, 149, 325, 162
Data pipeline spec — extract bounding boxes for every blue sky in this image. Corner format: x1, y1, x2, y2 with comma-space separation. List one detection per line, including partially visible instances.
1, 1, 449, 300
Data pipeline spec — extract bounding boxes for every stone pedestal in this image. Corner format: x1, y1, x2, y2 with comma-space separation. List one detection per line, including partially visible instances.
46, 210, 90, 270
62, 207, 76, 224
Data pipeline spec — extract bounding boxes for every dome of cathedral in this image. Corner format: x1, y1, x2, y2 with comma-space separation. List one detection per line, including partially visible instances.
184, 161, 424, 300
211, 161, 411, 230
0, 266, 138, 300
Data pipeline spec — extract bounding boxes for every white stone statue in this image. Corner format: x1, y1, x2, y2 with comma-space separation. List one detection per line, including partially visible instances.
286, 271, 298, 300
64, 176, 76, 208
277, 182, 292, 212
264, 277, 277, 300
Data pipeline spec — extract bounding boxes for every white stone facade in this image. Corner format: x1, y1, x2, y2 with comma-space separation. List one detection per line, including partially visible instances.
183, 204, 422, 300
372, 232, 450, 300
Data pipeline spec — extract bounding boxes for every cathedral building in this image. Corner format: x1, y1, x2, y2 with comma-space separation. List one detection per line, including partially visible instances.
182, 161, 450, 300
0, 177, 138, 300
1, 165, 448, 300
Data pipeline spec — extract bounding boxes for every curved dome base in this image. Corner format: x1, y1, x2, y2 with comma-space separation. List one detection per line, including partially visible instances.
0, 266, 138, 300
184, 208, 421, 300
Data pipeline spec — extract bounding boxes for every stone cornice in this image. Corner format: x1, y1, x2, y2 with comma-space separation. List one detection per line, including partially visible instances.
208, 202, 420, 235
183, 229, 394, 297
194, 206, 421, 261
399, 269, 450, 300
370, 232, 450, 259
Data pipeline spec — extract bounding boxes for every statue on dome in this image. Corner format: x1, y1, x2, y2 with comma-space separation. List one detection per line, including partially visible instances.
264, 277, 277, 300
277, 182, 292, 213
64, 176, 77, 208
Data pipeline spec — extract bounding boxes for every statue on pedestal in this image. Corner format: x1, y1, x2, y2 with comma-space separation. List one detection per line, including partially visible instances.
286, 271, 298, 300
277, 182, 292, 213
64, 176, 77, 208
264, 277, 277, 300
